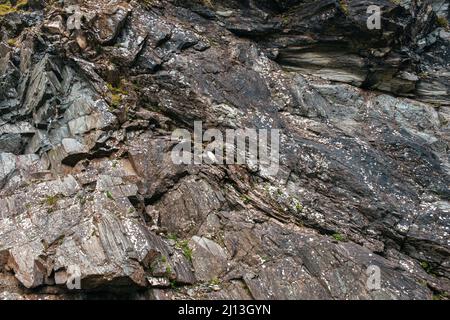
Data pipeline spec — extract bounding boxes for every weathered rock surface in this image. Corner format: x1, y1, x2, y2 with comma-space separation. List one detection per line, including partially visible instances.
0, 0, 448, 300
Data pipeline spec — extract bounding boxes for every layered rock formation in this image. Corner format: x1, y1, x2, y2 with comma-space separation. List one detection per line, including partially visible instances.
0, 0, 449, 299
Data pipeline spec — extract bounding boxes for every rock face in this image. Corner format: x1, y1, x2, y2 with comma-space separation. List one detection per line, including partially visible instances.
0, 0, 448, 300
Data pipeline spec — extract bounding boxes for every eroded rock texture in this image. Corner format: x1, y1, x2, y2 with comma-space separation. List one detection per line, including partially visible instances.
0, 0, 449, 299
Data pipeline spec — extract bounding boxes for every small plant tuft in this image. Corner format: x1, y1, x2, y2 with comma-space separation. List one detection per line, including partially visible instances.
168, 233, 178, 241
44, 195, 58, 207
420, 261, 435, 275
209, 277, 221, 286
339, 0, 350, 16
436, 16, 448, 29
0, 0, 28, 16
241, 194, 251, 204
107, 82, 128, 109
165, 265, 173, 278
7, 38, 16, 46
432, 292, 448, 300
105, 190, 114, 200
169, 279, 178, 289
332, 233, 346, 242
176, 240, 193, 262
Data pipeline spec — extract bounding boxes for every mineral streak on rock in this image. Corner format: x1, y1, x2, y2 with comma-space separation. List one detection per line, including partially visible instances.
0, 0, 448, 300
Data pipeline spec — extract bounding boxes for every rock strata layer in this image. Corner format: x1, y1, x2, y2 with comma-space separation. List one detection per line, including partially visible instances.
0, 0, 449, 299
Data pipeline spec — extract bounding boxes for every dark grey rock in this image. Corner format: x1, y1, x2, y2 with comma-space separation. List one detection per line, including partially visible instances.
0, 0, 448, 300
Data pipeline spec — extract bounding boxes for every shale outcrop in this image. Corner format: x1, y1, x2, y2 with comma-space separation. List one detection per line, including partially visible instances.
0, 0, 448, 299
